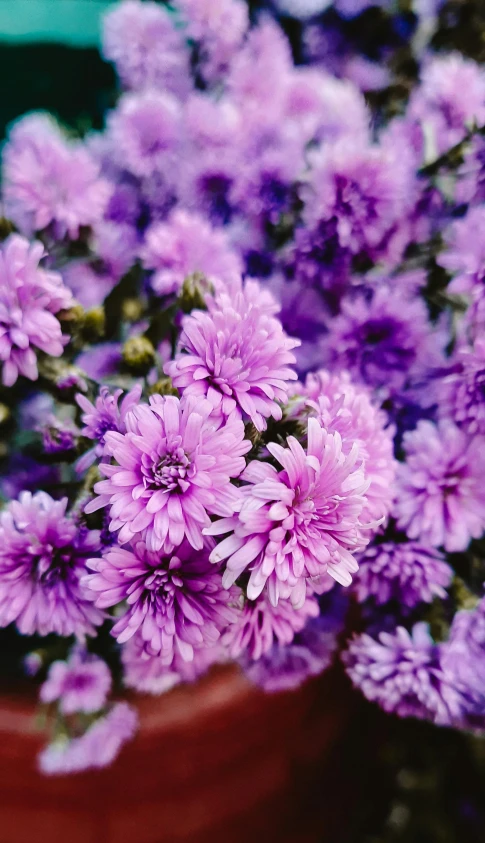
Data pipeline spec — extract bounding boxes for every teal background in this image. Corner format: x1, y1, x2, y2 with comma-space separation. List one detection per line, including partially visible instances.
0, 0, 115, 47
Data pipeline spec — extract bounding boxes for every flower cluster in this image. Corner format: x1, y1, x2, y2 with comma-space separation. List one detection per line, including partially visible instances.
0, 0, 483, 776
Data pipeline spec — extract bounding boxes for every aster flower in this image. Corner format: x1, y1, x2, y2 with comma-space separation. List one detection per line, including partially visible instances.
441, 603, 485, 725
223, 592, 319, 661
0, 235, 73, 386
85, 394, 250, 553
438, 206, 485, 299
320, 286, 443, 394
76, 383, 142, 473
141, 209, 242, 297
41, 415, 79, 455
84, 539, 239, 661
354, 542, 452, 608
108, 90, 182, 180
395, 420, 485, 552
3, 113, 111, 239
303, 369, 397, 524
438, 339, 485, 436
121, 632, 223, 694
75, 342, 123, 381
40, 651, 112, 715
102, 0, 190, 97
38, 702, 138, 775
166, 281, 299, 431
343, 623, 477, 725
178, 0, 249, 82
206, 418, 369, 607
0, 492, 103, 637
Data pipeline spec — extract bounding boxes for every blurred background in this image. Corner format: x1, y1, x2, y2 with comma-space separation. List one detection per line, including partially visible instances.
0, 1, 484, 841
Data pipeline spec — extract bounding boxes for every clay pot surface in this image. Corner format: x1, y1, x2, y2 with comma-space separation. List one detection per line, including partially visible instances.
0, 664, 376, 843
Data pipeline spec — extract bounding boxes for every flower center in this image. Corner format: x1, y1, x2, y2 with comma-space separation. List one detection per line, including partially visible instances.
143, 447, 191, 492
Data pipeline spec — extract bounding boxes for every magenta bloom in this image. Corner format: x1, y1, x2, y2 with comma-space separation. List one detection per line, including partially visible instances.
0, 492, 103, 637
178, 0, 248, 81
3, 113, 111, 239
85, 539, 239, 661
438, 206, 485, 299
121, 632, 223, 694
166, 281, 299, 431
0, 235, 73, 386
108, 90, 182, 180
38, 702, 137, 776
343, 623, 473, 725
76, 383, 142, 473
206, 418, 369, 607
142, 209, 242, 296
85, 394, 250, 552
303, 369, 397, 524
223, 592, 318, 661
438, 338, 485, 436
395, 421, 485, 552
354, 542, 452, 608
102, 0, 190, 97
40, 651, 112, 715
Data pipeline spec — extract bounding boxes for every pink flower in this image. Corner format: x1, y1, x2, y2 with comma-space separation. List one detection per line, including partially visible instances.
40, 651, 112, 715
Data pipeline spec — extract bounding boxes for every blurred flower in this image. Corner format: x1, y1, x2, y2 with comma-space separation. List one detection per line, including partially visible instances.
76, 383, 142, 473
354, 542, 452, 608
40, 651, 112, 715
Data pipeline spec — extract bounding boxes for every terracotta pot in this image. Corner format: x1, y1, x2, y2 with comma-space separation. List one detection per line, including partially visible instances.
0, 664, 382, 843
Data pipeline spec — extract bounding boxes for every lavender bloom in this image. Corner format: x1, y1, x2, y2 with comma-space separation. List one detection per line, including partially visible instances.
0, 235, 73, 386
85, 539, 239, 661
85, 394, 250, 553
121, 632, 223, 694
75, 343, 123, 381
142, 210, 242, 297
408, 54, 485, 158
62, 262, 117, 311
76, 384, 142, 473
179, 0, 249, 82
223, 592, 319, 661
354, 542, 452, 608
40, 651, 112, 715
441, 604, 485, 724
102, 0, 190, 98
38, 702, 137, 775
3, 114, 111, 239
321, 286, 443, 394
438, 339, 485, 436
284, 69, 369, 146
303, 369, 397, 524
0, 492, 103, 637
108, 90, 182, 180
41, 415, 78, 455
395, 421, 485, 552
206, 418, 369, 607
166, 281, 299, 431
438, 206, 485, 299
343, 623, 475, 725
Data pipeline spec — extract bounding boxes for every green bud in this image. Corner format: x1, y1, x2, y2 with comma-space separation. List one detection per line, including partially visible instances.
148, 376, 179, 397
0, 217, 16, 242
179, 272, 211, 313
0, 403, 10, 425
450, 576, 480, 611
122, 336, 155, 375
82, 307, 106, 342
122, 297, 145, 322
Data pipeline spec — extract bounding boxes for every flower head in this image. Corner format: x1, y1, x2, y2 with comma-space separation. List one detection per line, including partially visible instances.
395, 420, 485, 552
0, 492, 103, 636
438, 206, 485, 299
166, 281, 299, 431
121, 632, 222, 694
438, 338, 485, 436
40, 651, 112, 715
0, 235, 73, 386
3, 113, 111, 239
178, 0, 249, 82
85, 539, 239, 661
85, 394, 250, 552
76, 383, 142, 473
354, 542, 452, 608
207, 418, 369, 606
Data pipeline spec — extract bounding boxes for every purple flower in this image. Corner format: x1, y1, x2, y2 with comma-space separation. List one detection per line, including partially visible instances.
320, 286, 443, 394
343, 623, 473, 725
38, 702, 138, 775
142, 209, 242, 297
3, 113, 111, 239
438, 339, 485, 436
76, 384, 142, 473
223, 592, 319, 661
102, 0, 190, 98
166, 281, 299, 431
0, 492, 103, 637
408, 54, 485, 157
354, 542, 452, 608
178, 0, 248, 82
108, 90, 182, 180
62, 262, 117, 311
41, 415, 78, 455
206, 418, 369, 607
85, 539, 239, 661
0, 235, 73, 386
40, 651, 112, 715
85, 394, 250, 553
438, 206, 485, 299
395, 420, 485, 552
75, 342, 123, 381
441, 603, 485, 725
303, 369, 397, 524
121, 632, 223, 694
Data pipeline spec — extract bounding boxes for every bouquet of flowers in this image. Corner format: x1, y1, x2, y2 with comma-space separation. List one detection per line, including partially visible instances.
0, 0, 484, 775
